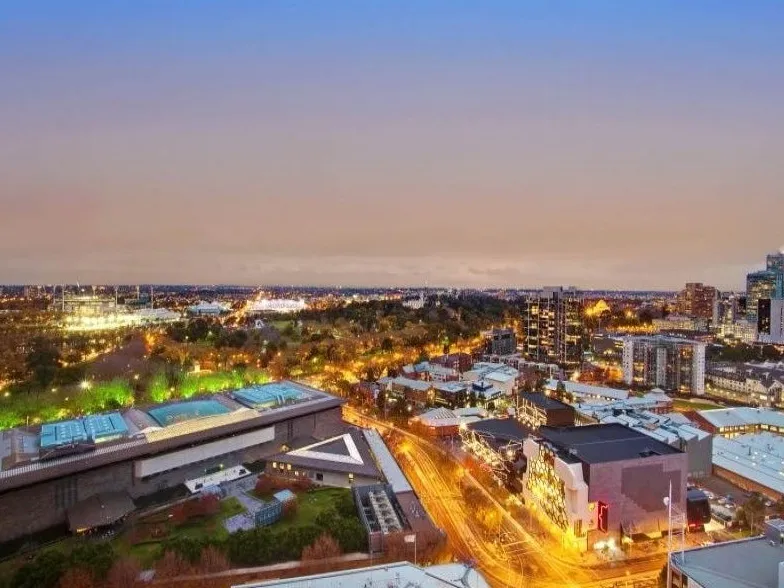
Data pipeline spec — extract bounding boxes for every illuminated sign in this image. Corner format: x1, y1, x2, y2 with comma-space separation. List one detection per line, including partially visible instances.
597, 501, 609, 533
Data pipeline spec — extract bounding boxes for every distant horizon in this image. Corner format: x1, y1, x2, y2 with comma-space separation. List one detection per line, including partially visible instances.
0, 281, 749, 294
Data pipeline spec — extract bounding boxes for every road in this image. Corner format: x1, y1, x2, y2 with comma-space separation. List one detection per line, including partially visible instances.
344, 406, 663, 588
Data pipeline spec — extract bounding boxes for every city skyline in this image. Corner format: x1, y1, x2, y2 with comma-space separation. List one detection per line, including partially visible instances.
2, 1, 783, 289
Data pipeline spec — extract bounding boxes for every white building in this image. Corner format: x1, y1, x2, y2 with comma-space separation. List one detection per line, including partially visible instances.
248, 298, 307, 314
188, 301, 229, 315
545, 379, 630, 402
622, 335, 706, 395
462, 362, 519, 396
234, 562, 490, 588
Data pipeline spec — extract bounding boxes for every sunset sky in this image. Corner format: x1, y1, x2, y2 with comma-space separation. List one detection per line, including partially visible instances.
1, 1, 782, 289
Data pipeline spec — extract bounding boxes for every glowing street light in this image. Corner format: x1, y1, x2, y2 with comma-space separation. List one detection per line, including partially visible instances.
80, 380, 92, 390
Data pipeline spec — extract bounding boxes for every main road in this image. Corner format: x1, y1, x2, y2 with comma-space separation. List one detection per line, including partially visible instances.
344, 406, 662, 588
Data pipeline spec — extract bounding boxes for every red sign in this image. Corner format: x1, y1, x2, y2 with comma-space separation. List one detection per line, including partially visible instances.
597, 501, 609, 532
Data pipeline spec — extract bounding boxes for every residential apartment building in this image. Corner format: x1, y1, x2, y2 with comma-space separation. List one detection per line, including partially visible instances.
675, 283, 718, 322
522, 287, 584, 368
483, 327, 517, 356
622, 336, 706, 395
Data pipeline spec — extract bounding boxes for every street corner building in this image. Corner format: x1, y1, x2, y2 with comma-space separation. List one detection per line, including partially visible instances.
521, 423, 688, 551
0, 381, 346, 543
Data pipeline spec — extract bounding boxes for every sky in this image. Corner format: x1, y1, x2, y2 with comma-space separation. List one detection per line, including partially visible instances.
1, 1, 783, 289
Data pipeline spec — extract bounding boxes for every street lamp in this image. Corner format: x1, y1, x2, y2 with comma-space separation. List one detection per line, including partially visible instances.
664, 481, 672, 588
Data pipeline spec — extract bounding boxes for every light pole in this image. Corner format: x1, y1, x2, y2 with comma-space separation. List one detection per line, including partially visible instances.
664, 480, 673, 588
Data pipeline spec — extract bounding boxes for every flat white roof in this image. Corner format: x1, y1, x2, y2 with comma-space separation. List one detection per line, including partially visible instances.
546, 379, 630, 401
713, 433, 784, 496
362, 429, 413, 494
233, 561, 490, 588
699, 407, 784, 430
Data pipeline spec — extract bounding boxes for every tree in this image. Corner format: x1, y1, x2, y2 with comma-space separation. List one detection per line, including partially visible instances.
56, 568, 95, 588
155, 550, 193, 579
197, 546, 230, 574
68, 542, 116, 578
376, 388, 386, 416
301, 532, 342, 562
25, 338, 60, 391
105, 557, 141, 588
10, 550, 67, 588
736, 492, 767, 534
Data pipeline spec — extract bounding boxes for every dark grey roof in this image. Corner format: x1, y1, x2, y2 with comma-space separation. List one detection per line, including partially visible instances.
520, 393, 573, 411
538, 423, 682, 464
67, 491, 135, 531
674, 537, 784, 588
467, 418, 531, 443
270, 428, 383, 479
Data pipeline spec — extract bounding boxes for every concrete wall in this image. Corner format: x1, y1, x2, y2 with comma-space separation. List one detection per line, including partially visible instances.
0, 407, 345, 544
684, 435, 713, 480
586, 452, 688, 548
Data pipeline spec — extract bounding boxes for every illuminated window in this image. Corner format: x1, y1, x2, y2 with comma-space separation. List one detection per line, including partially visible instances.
286, 464, 292, 471
272, 462, 277, 469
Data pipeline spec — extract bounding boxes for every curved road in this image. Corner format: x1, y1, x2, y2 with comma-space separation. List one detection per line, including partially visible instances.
345, 406, 662, 588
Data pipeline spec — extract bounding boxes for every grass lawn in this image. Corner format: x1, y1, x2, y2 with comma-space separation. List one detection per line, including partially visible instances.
116, 496, 246, 564
673, 398, 724, 412
268, 488, 351, 532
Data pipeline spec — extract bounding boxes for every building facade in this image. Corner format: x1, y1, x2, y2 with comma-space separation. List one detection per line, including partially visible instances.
746, 270, 782, 321
522, 287, 584, 368
622, 336, 706, 395
521, 424, 688, 551
484, 328, 517, 356
0, 382, 345, 543
675, 283, 718, 322
758, 297, 784, 344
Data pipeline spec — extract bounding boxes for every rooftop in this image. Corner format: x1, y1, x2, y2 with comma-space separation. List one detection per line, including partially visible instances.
0, 381, 342, 491
674, 535, 784, 588
538, 423, 682, 464
698, 407, 784, 430
269, 429, 382, 479
546, 379, 630, 401
467, 418, 530, 443
519, 393, 573, 411
362, 428, 413, 494
146, 399, 231, 427
233, 561, 490, 588
230, 382, 311, 409
713, 432, 784, 496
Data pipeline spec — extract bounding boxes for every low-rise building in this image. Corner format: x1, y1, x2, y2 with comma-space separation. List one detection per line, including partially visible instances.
386, 377, 434, 406
706, 363, 784, 407
573, 406, 711, 478
233, 562, 490, 588
461, 418, 530, 491
517, 393, 576, 430
463, 362, 520, 396
545, 379, 630, 403
411, 407, 487, 437
669, 519, 784, 588
711, 432, 784, 500
691, 406, 784, 438
522, 423, 688, 551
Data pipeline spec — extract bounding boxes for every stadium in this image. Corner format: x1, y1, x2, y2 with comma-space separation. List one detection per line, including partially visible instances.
0, 381, 344, 543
